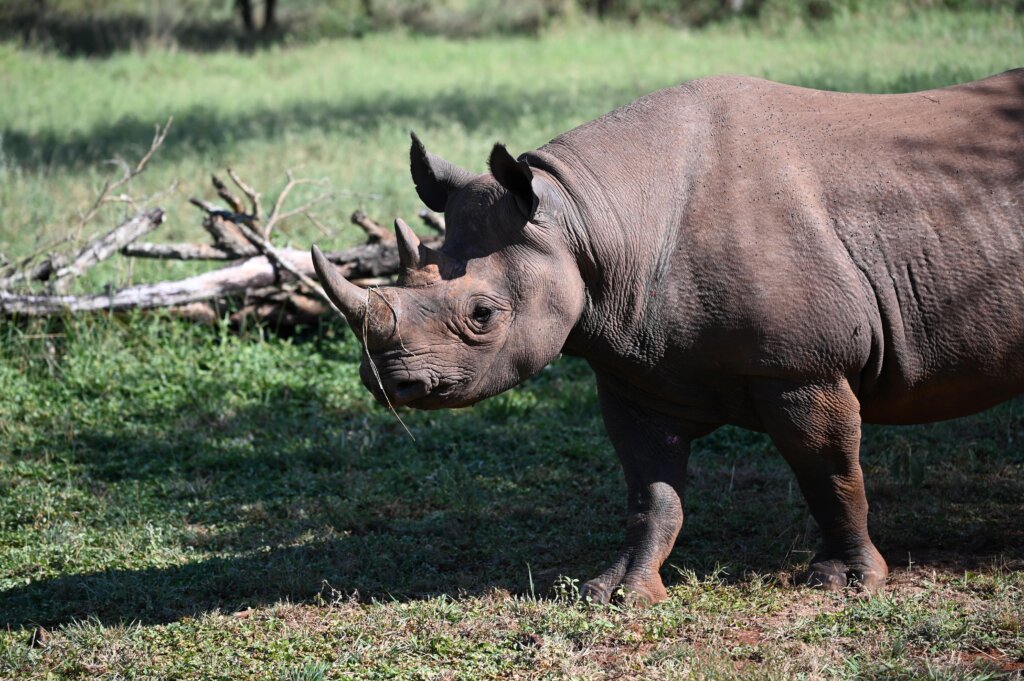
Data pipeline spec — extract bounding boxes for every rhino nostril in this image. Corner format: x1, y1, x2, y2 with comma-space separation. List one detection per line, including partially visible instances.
389, 379, 431, 405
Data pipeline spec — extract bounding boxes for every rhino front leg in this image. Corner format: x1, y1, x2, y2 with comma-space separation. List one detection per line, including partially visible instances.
581, 378, 714, 605
752, 378, 888, 591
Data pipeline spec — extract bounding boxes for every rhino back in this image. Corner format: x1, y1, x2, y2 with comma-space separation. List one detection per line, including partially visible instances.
534, 71, 1024, 427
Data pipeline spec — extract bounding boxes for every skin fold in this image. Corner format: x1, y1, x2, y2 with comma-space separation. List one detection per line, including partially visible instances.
312, 69, 1024, 604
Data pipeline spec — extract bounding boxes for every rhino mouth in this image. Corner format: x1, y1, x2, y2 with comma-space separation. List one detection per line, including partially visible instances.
361, 358, 451, 409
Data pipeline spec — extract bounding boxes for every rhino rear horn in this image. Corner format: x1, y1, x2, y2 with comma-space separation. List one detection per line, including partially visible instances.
394, 218, 421, 270
410, 132, 474, 213
489, 143, 538, 220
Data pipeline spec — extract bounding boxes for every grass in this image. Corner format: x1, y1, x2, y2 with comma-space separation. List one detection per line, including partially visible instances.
1, 10, 1024, 680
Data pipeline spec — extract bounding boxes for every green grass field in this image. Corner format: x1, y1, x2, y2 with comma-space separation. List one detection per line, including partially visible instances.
2, 11, 1024, 680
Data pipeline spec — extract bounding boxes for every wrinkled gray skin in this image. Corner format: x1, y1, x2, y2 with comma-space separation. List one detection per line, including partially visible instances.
313, 70, 1024, 604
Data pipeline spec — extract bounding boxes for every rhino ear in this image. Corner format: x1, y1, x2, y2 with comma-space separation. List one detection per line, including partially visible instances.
488, 143, 539, 220
410, 132, 474, 213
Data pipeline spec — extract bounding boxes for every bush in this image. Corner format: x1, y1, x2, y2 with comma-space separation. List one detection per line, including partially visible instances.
580, 0, 1022, 25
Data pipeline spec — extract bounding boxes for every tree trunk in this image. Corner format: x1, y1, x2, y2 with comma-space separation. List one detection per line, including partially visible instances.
236, 0, 255, 32
263, 0, 277, 31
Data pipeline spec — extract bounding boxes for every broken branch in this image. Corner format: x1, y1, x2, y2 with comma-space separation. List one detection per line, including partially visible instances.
74, 118, 173, 238
350, 209, 392, 243
51, 208, 166, 287
211, 174, 247, 214
418, 209, 445, 235
228, 167, 262, 221
120, 242, 237, 261
263, 170, 329, 238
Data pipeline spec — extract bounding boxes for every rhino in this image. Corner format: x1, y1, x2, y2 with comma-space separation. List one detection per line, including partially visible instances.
311, 69, 1024, 604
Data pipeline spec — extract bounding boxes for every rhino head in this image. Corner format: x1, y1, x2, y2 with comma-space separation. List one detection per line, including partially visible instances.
311, 134, 587, 409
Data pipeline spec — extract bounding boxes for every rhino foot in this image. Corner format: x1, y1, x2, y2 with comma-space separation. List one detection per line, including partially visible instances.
804, 545, 888, 592
804, 558, 850, 590
580, 579, 616, 604
581, 572, 668, 606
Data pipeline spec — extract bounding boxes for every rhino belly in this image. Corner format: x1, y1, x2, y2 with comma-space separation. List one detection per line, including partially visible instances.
857, 236, 1024, 425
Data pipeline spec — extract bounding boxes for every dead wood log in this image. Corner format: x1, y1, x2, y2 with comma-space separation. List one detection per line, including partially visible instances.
211, 174, 246, 214
189, 198, 258, 256
120, 243, 237, 261
0, 209, 165, 290
1, 256, 287, 315
0, 237, 442, 319
0, 146, 444, 331
51, 209, 166, 287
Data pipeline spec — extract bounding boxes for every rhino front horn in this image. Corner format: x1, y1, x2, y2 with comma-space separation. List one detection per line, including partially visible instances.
311, 244, 366, 325
394, 218, 421, 270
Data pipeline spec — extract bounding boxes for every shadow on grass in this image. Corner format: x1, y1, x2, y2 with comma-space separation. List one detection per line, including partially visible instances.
2, 378, 1022, 628
1, 82, 634, 174
0, 361, 619, 627
0, 518, 555, 628
1, 64, 997, 174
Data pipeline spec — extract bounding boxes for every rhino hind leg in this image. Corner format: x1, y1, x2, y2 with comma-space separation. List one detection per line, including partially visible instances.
752, 377, 889, 592
581, 378, 705, 605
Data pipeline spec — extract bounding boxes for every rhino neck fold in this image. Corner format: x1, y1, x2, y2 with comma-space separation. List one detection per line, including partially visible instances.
521, 150, 603, 356
524, 141, 693, 369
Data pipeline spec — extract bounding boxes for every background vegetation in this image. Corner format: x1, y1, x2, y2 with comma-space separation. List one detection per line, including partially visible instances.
1, 4, 1023, 679
1, 0, 1022, 53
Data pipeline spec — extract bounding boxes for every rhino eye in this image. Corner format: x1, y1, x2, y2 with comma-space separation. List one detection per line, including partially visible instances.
471, 304, 493, 324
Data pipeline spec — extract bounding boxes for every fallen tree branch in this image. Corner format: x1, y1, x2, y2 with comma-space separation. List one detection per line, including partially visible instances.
228, 168, 262, 221
120, 242, 237, 261
1, 209, 167, 290
1, 119, 174, 291
52, 208, 166, 287
263, 170, 330, 238
211, 174, 246, 214
189, 199, 257, 256
72, 118, 172, 234
1, 256, 289, 315
1, 155, 445, 330
0, 237, 74, 289
1, 237, 442, 318
230, 216, 331, 308
351, 209, 392, 243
